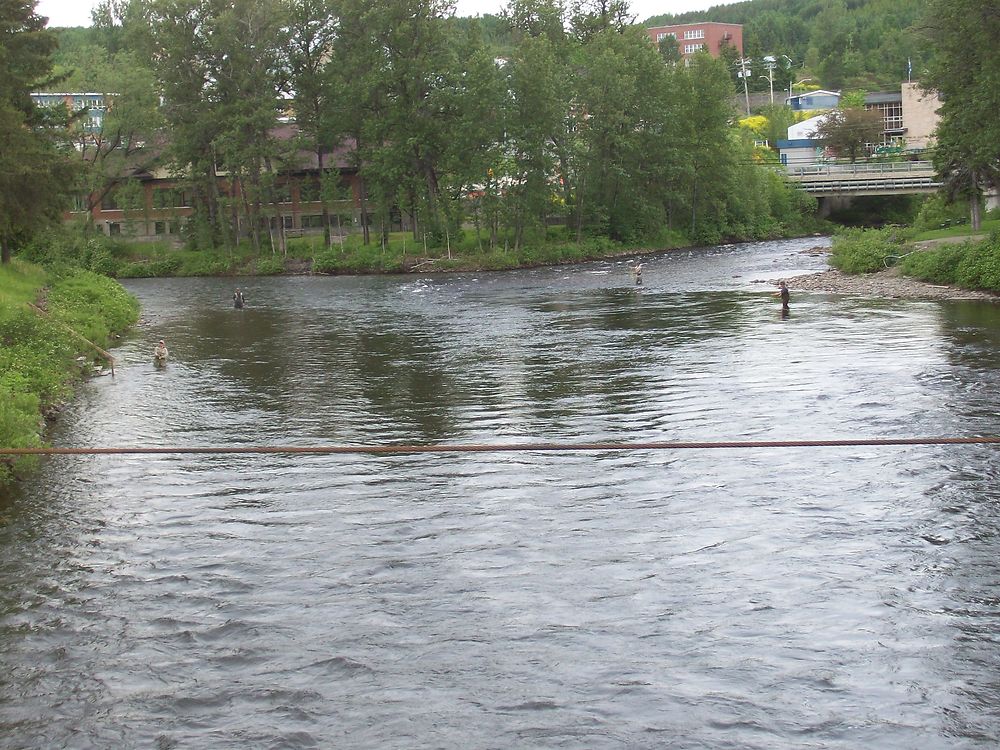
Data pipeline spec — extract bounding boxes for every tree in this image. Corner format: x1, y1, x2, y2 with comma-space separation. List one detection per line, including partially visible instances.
0, 0, 78, 263
143, 0, 290, 251
287, 0, 339, 248
657, 33, 680, 65
921, 0, 1000, 231
809, 107, 883, 163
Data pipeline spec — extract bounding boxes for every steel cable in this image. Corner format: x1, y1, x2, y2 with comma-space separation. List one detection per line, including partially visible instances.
2, 436, 1000, 456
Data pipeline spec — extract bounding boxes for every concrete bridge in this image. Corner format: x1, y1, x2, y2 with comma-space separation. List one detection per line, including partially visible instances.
785, 160, 941, 216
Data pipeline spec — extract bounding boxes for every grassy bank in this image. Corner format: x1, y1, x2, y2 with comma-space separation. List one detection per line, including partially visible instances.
828, 208, 1000, 295
0, 260, 139, 488
19, 217, 829, 279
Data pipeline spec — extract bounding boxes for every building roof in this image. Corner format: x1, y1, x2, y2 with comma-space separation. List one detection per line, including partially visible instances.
646, 22, 742, 29
865, 91, 902, 105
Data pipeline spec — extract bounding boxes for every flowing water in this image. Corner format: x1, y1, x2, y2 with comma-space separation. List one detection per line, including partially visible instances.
4, 237, 1000, 749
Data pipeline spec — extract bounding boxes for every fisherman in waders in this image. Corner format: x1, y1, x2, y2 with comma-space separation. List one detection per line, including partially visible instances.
233, 288, 246, 309
774, 280, 790, 314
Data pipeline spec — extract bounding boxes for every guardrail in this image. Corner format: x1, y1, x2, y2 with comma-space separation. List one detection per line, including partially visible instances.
788, 160, 936, 177
785, 160, 941, 195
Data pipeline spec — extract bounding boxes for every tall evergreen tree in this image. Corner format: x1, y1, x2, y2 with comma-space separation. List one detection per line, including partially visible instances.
922, 0, 1000, 230
0, 0, 77, 263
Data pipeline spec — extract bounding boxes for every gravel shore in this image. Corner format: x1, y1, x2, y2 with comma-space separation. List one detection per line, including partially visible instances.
782, 250, 998, 301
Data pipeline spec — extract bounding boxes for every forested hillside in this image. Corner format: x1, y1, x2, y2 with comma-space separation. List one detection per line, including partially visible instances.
50, 0, 932, 98
645, 0, 930, 91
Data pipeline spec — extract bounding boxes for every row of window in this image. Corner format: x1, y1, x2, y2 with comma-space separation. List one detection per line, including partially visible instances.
104, 216, 337, 236
683, 44, 705, 54
656, 28, 706, 42
866, 102, 904, 131
93, 181, 337, 212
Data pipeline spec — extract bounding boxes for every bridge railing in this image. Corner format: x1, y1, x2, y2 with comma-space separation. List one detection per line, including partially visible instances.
789, 160, 936, 178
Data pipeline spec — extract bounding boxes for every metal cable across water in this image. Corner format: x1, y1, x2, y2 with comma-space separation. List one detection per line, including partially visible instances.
3, 436, 1000, 455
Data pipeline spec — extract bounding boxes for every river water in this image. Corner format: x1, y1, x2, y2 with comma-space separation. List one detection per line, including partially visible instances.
4, 237, 1000, 749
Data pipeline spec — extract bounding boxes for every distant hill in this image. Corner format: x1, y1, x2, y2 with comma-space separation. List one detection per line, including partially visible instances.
644, 0, 929, 91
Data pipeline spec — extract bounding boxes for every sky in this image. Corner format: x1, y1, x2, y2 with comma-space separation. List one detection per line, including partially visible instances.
36, 0, 734, 29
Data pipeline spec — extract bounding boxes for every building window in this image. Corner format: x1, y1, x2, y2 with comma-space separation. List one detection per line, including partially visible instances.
101, 192, 119, 211
684, 43, 705, 54
867, 102, 903, 132
272, 185, 293, 204
298, 179, 322, 202
683, 29, 705, 40
107, 222, 121, 235
152, 188, 189, 209
655, 32, 676, 41
301, 215, 326, 228
154, 221, 166, 235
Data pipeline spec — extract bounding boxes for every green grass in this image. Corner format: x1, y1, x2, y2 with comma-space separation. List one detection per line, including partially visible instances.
0, 260, 48, 306
912, 218, 1000, 242
0, 260, 139, 488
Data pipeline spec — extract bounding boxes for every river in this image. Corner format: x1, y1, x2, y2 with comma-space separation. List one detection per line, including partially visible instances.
3, 237, 1000, 749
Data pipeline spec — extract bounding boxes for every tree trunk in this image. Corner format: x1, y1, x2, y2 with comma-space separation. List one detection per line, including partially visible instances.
359, 176, 370, 245
318, 152, 332, 249
1, 235, 10, 264
970, 169, 982, 231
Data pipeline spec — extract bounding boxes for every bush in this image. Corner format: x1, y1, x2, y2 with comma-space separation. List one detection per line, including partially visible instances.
254, 255, 285, 276
150, 255, 182, 276
955, 233, 1000, 291
899, 243, 966, 284
899, 231, 1000, 292
913, 194, 970, 233
829, 227, 905, 274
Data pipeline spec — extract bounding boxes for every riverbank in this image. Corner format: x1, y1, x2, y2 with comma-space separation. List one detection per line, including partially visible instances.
787, 266, 999, 300
785, 239, 999, 301
0, 261, 139, 489
25, 219, 830, 279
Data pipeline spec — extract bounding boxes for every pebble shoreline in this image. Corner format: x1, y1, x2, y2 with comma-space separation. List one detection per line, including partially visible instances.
780, 247, 998, 301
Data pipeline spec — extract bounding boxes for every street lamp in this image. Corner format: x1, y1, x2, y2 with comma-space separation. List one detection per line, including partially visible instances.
788, 77, 812, 104
762, 55, 777, 104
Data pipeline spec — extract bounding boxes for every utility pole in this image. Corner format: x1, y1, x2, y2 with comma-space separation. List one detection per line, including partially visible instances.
762, 56, 777, 104
736, 58, 752, 115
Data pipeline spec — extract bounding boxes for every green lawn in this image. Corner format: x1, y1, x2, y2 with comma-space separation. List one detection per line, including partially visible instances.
912, 218, 1000, 242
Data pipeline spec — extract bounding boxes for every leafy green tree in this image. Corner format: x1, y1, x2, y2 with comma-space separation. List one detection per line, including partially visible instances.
809, 107, 883, 163
922, 0, 1000, 231
287, 0, 339, 247
657, 34, 680, 65
44, 49, 164, 219
574, 27, 675, 241
144, 0, 290, 251
502, 0, 576, 247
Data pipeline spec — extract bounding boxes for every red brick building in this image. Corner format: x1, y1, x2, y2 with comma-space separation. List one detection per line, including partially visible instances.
646, 22, 743, 61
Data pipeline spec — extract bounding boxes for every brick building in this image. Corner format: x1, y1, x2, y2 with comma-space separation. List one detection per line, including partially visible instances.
645, 22, 743, 60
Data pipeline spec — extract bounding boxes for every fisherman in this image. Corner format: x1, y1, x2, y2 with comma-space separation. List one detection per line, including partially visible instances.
154, 339, 168, 363
634, 263, 643, 285
233, 288, 246, 309
774, 280, 790, 311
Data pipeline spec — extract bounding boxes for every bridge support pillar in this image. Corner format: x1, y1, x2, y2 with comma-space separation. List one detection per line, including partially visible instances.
817, 195, 852, 218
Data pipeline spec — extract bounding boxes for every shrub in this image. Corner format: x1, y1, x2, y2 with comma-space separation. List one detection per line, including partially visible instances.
913, 194, 970, 232
829, 227, 905, 274
254, 255, 285, 276
150, 256, 182, 276
955, 233, 1000, 292
899, 244, 966, 285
